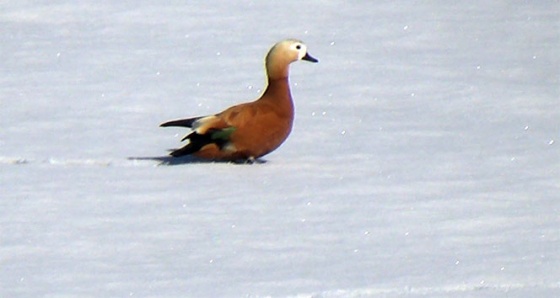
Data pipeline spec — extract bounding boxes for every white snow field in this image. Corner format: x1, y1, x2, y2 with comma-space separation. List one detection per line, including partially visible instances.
1, 1, 559, 297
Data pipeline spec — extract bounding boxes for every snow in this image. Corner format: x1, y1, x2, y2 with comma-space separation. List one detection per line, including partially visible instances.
1, 1, 559, 297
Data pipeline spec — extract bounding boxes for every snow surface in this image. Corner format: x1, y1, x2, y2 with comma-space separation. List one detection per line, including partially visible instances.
1, 1, 559, 297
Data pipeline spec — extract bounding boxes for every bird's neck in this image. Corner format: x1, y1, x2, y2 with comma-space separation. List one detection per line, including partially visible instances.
266, 57, 291, 80
261, 78, 294, 116
263, 78, 291, 99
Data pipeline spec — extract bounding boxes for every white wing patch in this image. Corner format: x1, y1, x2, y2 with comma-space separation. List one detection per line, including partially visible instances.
222, 142, 236, 152
192, 115, 219, 134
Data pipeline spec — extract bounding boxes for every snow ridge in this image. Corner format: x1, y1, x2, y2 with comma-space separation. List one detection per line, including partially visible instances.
297, 282, 560, 297
0, 156, 155, 167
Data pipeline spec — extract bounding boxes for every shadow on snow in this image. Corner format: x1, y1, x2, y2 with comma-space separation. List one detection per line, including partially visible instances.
127, 155, 267, 166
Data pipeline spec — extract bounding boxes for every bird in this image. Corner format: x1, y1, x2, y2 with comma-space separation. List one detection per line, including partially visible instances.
160, 39, 318, 162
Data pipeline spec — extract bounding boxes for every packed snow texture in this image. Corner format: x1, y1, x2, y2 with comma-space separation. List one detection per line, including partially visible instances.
1, 1, 559, 297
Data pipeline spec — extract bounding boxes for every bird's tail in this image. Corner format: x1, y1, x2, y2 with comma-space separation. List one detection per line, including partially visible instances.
168, 127, 236, 157
160, 117, 201, 128
167, 132, 209, 157
169, 144, 199, 157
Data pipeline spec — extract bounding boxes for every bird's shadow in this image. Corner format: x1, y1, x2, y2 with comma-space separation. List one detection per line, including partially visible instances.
127, 155, 267, 166
128, 155, 209, 166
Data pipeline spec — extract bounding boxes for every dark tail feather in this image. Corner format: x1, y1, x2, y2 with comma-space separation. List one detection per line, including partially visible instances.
160, 117, 201, 128
169, 144, 199, 157
169, 132, 214, 157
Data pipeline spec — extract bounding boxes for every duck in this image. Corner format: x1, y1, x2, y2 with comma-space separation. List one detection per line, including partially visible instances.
160, 39, 318, 162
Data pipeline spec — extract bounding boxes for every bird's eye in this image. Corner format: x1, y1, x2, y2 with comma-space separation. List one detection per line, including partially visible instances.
295, 44, 302, 50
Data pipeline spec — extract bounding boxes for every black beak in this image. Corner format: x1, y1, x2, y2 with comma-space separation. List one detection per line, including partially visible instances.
302, 52, 318, 63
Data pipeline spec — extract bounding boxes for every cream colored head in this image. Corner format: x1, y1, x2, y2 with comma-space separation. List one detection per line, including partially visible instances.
265, 39, 318, 80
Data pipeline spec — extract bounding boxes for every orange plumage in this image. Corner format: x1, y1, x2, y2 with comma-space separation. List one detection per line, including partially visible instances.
160, 39, 318, 162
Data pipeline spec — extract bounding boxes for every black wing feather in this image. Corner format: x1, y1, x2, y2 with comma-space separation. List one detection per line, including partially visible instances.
168, 129, 230, 157
160, 117, 201, 128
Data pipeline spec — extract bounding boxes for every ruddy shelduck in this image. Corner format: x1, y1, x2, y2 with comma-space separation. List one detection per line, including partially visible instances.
160, 39, 318, 162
